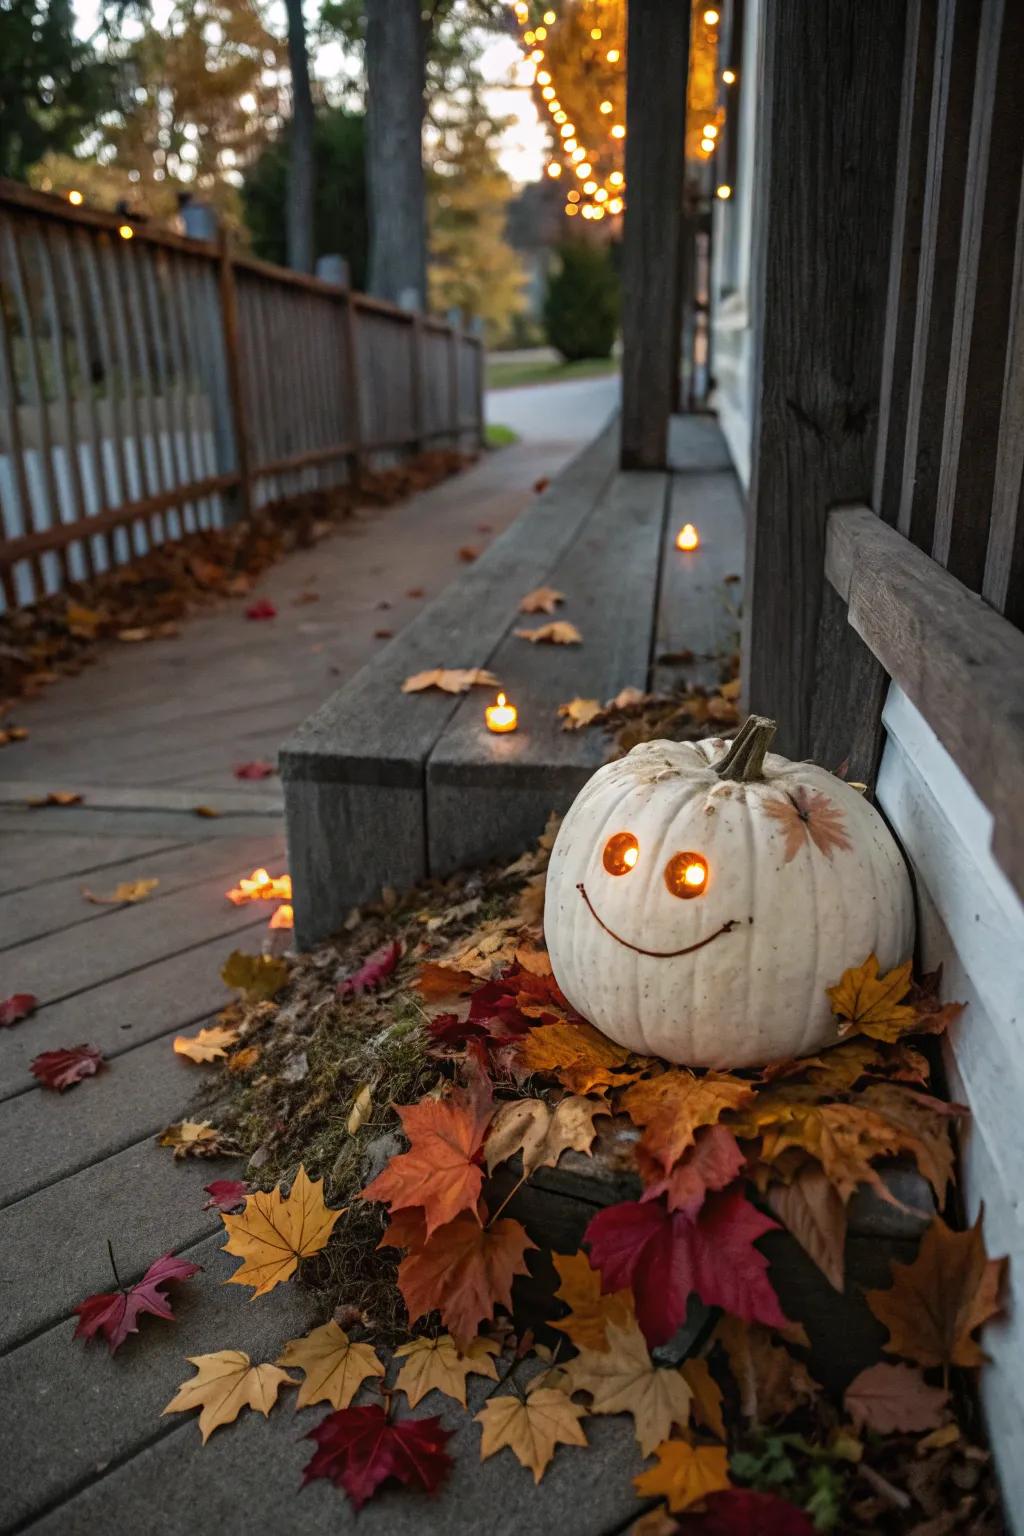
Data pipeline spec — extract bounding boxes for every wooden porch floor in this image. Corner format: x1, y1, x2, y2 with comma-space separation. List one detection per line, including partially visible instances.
0, 415, 733, 1533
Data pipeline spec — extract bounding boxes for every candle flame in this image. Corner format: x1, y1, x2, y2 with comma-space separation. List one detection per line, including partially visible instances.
497, 692, 507, 707
676, 523, 700, 551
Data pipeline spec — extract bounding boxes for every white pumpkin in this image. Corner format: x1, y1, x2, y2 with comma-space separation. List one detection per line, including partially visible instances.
544, 716, 915, 1068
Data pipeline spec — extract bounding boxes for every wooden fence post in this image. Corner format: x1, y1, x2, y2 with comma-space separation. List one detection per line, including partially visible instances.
342, 291, 364, 492
410, 311, 424, 452
741, 0, 906, 769
620, 0, 689, 470
218, 233, 252, 523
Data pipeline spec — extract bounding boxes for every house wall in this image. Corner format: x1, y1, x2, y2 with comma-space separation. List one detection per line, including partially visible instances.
876, 683, 1024, 1529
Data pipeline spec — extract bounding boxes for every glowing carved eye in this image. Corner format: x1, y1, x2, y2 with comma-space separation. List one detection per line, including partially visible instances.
665, 852, 708, 898
604, 832, 639, 875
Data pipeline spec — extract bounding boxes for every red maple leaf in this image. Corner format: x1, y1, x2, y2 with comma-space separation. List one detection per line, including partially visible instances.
202, 1179, 250, 1212
640, 1125, 747, 1215
360, 1085, 492, 1236
233, 761, 276, 780
398, 1209, 536, 1347
30, 1043, 104, 1091
338, 940, 402, 998
73, 1252, 201, 1352
245, 598, 277, 620
0, 992, 37, 1028
303, 1405, 453, 1509
585, 1189, 788, 1347
677, 1490, 816, 1534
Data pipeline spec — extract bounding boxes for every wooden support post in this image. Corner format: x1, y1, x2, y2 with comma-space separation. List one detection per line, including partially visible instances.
218, 234, 252, 523
620, 0, 689, 471
741, 0, 906, 766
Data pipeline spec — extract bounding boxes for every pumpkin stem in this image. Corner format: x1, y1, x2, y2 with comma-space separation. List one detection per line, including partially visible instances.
715, 715, 777, 781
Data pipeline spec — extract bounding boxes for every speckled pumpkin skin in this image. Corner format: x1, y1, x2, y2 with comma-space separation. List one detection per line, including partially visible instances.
544, 736, 915, 1068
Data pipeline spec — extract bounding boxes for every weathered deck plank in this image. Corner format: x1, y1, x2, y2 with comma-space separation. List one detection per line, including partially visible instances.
0, 830, 185, 896
653, 470, 744, 693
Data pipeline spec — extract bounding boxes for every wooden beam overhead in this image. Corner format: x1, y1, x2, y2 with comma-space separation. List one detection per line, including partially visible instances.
620, 0, 689, 471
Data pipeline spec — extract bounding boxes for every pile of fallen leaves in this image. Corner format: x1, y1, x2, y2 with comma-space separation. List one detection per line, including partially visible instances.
26, 820, 1004, 1528
0, 448, 471, 706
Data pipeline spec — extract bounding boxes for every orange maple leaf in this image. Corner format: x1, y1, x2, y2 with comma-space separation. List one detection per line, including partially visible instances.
762, 786, 852, 862
414, 963, 478, 1001
398, 1210, 536, 1348
549, 1250, 635, 1351
866, 1212, 1006, 1368
827, 954, 916, 1041
622, 1070, 755, 1173
516, 1020, 647, 1094
360, 1087, 493, 1237
633, 1440, 731, 1513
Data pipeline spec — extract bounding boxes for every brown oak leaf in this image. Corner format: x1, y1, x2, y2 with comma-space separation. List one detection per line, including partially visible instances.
866, 1212, 1006, 1368
843, 1362, 949, 1434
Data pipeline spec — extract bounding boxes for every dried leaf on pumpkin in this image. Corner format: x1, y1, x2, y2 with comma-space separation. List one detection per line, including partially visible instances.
762, 787, 852, 862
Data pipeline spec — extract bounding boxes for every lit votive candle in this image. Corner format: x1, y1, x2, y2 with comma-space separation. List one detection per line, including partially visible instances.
486, 692, 518, 733
675, 522, 700, 551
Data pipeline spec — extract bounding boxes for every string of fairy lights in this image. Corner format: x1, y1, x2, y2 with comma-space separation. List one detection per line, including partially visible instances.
511, 1, 734, 223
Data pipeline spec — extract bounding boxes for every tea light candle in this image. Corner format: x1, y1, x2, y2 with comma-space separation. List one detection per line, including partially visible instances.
486, 692, 518, 733
675, 522, 700, 551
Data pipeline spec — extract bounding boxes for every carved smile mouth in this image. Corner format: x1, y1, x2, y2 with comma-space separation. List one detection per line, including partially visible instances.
577, 883, 739, 958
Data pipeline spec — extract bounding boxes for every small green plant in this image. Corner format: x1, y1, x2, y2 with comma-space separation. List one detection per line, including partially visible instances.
543, 241, 620, 362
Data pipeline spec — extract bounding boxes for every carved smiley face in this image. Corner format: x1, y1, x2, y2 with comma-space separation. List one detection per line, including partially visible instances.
577, 831, 734, 958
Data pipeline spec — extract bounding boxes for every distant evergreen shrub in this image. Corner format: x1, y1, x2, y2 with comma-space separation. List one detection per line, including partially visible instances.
543, 241, 620, 362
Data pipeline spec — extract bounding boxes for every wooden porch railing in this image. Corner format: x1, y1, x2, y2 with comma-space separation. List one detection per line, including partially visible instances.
0, 179, 484, 611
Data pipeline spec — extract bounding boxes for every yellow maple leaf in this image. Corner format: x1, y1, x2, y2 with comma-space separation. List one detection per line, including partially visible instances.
394, 1334, 500, 1408
162, 1350, 296, 1443
514, 620, 582, 646
156, 1120, 234, 1159
220, 951, 289, 1002
566, 1318, 692, 1455
82, 878, 159, 905
484, 1096, 609, 1178
827, 954, 917, 1041
172, 1025, 240, 1064
557, 697, 602, 731
550, 1251, 635, 1351
401, 667, 500, 694
681, 1356, 726, 1441
516, 1020, 646, 1094
221, 1166, 343, 1296
519, 585, 565, 614
276, 1321, 383, 1410
475, 1388, 587, 1483
634, 1440, 732, 1512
